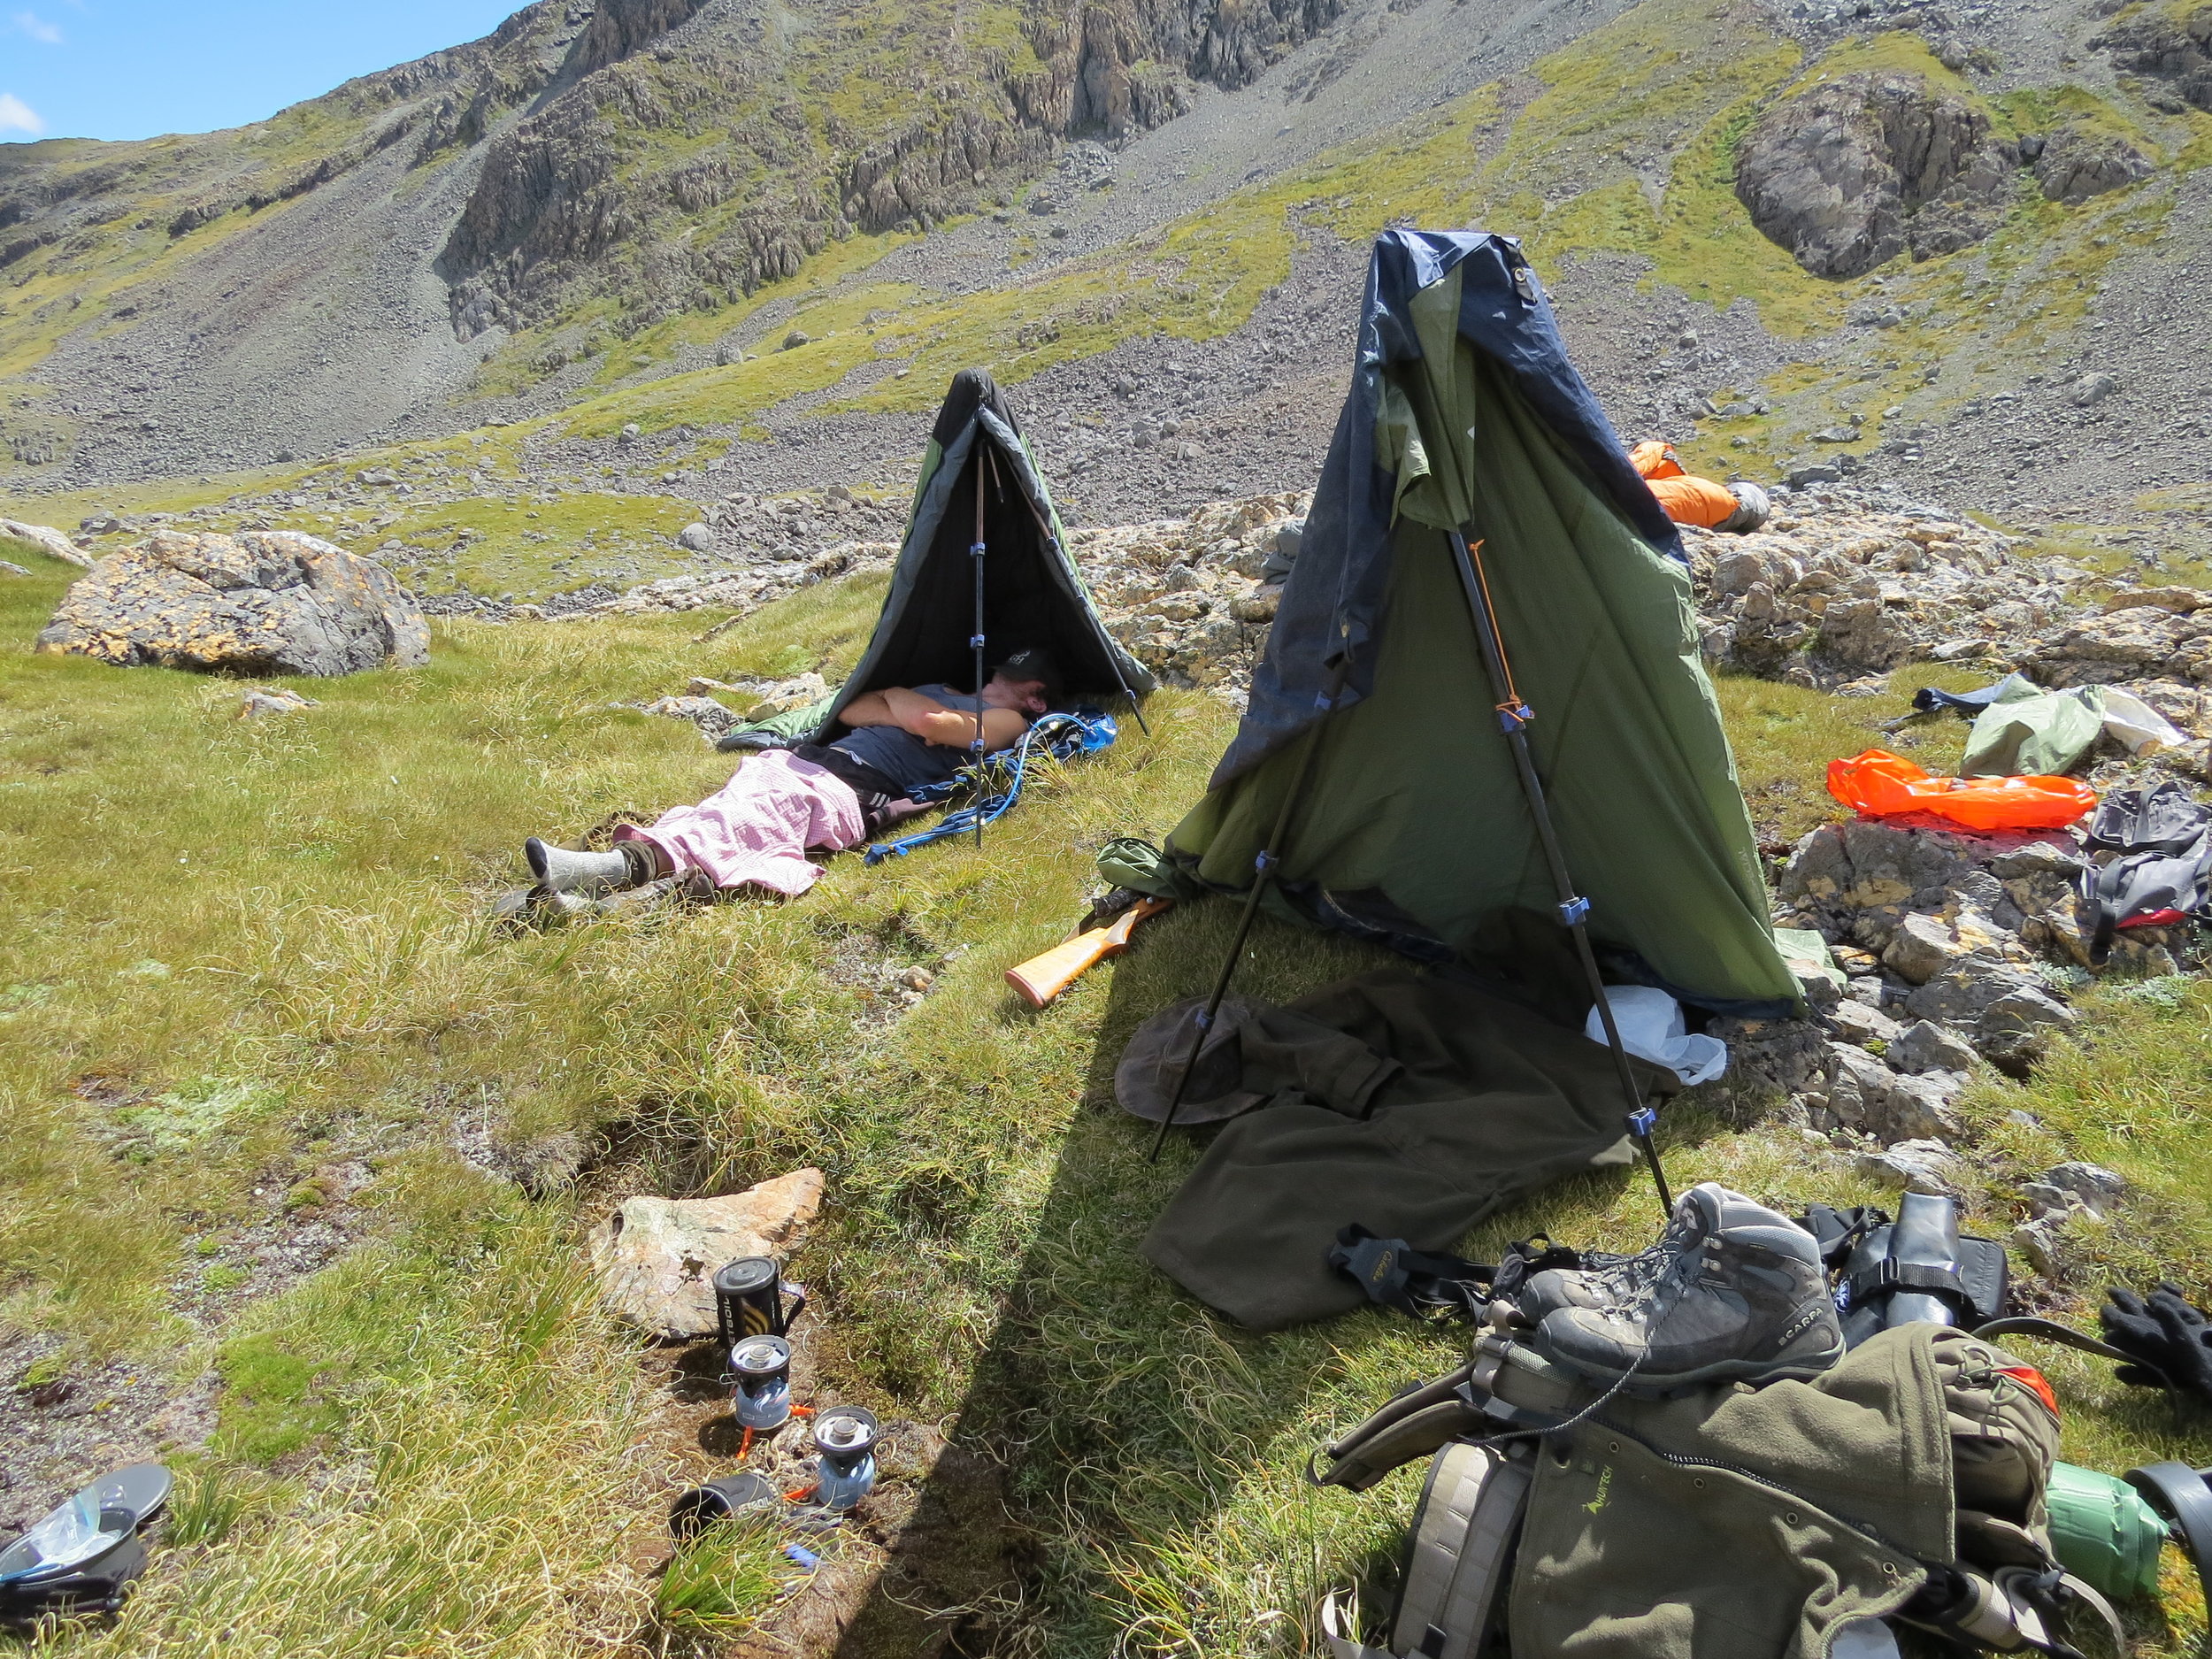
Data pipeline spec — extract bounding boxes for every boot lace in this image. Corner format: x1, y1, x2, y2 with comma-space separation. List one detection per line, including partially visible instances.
1578, 1202, 1706, 1310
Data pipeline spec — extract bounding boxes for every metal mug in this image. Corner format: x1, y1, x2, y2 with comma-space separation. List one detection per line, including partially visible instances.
711, 1256, 806, 1348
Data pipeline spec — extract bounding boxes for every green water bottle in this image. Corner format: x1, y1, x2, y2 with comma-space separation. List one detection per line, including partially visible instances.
2047, 1461, 2169, 1602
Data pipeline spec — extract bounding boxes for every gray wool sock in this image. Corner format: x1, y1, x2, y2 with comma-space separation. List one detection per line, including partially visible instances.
525, 837, 634, 895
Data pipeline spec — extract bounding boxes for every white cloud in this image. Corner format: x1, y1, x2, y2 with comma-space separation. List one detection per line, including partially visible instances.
12, 10, 62, 42
0, 93, 44, 135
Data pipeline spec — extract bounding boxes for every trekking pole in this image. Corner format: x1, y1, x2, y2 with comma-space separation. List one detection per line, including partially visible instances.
1148, 659, 1349, 1163
970, 447, 992, 850
1447, 529, 1674, 1220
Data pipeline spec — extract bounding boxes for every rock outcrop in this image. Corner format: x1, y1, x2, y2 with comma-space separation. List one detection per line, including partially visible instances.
1686, 508, 2059, 683
1681, 508, 2212, 718
440, 0, 1348, 335
1078, 493, 1310, 691
37, 531, 430, 675
2094, 5, 2212, 114
1734, 73, 2016, 277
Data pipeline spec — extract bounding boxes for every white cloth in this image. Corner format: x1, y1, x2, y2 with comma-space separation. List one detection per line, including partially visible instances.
2093, 686, 2188, 756
1583, 985, 1728, 1087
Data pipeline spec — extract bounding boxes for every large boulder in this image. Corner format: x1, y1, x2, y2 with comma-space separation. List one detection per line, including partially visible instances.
1734, 73, 2016, 276
1, 518, 94, 569
2033, 126, 2156, 202
1779, 819, 2084, 953
37, 531, 428, 676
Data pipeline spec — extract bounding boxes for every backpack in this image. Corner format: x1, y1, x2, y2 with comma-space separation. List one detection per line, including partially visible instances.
1313, 1324, 2123, 1659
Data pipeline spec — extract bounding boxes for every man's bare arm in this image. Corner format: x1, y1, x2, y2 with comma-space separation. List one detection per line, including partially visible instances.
876, 687, 950, 733
914, 705, 1028, 750
839, 689, 897, 727
841, 687, 1027, 751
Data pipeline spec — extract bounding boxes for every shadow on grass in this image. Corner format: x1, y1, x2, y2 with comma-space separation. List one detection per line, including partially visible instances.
821, 900, 1686, 1659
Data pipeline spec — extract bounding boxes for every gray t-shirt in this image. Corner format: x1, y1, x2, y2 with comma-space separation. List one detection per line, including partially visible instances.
830, 685, 1009, 795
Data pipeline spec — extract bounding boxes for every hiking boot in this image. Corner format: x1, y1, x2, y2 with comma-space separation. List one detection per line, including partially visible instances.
1533, 1183, 1842, 1393
525, 837, 641, 895
1516, 1198, 1710, 1323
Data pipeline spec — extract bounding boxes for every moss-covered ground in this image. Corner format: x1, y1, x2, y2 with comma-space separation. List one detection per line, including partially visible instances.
0, 534, 2206, 1656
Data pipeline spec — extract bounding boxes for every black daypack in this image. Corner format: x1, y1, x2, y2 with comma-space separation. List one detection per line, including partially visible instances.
1799, 1201, 2009, 1347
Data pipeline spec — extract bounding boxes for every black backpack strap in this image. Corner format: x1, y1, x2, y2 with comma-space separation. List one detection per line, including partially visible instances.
1329, 1225, 1590, 1325
1799, 1204, 1888, 1271
1971, 1316, 2171, 1389
1843, 1257, 1978, 1317
1328, 1225, 1500, 1323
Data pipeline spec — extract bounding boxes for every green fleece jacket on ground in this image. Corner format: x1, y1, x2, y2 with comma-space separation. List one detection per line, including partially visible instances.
1141, 968, 1666, 1330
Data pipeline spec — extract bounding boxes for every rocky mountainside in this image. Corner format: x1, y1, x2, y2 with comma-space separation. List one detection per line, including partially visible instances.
2, 0, 2210, 553
0, 0, 1367, 475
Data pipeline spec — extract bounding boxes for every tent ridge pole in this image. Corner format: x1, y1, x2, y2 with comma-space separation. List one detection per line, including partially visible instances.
1447, 527, 1674, 1220
971, 446, 996, 849
1147, 657, 1350, 1163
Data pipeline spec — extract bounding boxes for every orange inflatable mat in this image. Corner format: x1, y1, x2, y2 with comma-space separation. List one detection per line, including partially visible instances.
1827, 749, 2097, 831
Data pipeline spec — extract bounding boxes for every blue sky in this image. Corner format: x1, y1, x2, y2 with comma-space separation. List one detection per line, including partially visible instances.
1, 0, 525, 144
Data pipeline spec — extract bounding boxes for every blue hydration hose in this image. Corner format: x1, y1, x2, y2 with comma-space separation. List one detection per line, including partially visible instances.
863, 710, 1118, 864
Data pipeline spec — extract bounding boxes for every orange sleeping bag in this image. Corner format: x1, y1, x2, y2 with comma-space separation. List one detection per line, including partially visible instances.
1826, 749, 2097, 831
1631, 442, 1741, 527
1648, 473, 1743, 529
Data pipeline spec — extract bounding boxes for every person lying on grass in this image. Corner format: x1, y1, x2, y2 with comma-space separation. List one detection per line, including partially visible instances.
524, 647, 1062, 900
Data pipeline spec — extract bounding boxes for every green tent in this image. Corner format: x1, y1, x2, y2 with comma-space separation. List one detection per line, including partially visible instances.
1166, 233, 1793, 1010
722, 369, 1152, 750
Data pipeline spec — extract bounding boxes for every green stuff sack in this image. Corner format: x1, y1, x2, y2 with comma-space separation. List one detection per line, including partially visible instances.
1097, 836, 1190, 900
1961, 684, 2103, 779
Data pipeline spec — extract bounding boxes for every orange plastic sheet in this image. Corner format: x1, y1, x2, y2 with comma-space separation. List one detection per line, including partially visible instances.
1827, 749, 2097, 831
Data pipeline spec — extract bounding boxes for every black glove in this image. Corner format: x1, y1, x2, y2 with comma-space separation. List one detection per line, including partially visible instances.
2100, 1281, 2212, 1402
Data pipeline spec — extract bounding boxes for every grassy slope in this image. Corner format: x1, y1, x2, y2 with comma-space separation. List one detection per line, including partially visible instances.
0, 540, 2206, 1655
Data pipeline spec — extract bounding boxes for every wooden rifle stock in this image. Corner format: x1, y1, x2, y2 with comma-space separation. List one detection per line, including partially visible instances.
1005, 898, 1171, 1008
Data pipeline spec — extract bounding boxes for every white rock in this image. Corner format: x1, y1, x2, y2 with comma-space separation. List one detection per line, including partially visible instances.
1883, 913, 1972, 985
1829, 1000, 1901, 1048
1855, 1138, 1968, 1196
239, 687, 319, 718
588, 1170, 825, 1338
1890, 1019, 1978, 1075
2036, 1160, 2124, 1217
0, 518, 95, 569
